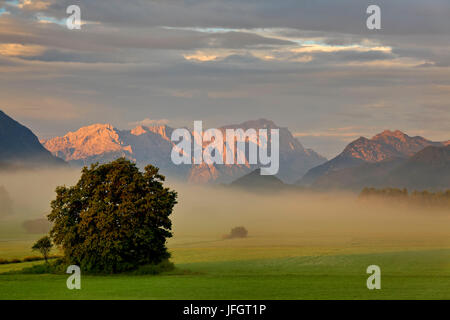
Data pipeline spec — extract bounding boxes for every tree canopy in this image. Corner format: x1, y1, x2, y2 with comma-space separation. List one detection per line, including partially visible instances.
48, 158, 177, 273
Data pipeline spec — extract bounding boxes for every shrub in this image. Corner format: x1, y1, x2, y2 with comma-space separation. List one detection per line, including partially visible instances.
17, 263, 56, 274
223, 226, 248, 239
22, 256, 44, 262
11, 258, 65, 275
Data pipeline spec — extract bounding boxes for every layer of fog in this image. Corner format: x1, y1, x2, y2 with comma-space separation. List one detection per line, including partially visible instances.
0, 168, 449, 249
0, 168, 81, 219
170, 183, 450, 247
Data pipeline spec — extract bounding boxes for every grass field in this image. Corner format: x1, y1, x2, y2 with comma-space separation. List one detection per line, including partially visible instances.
0, 224, 449, 300
0, 248, 449, 299
1, 189, 449, 300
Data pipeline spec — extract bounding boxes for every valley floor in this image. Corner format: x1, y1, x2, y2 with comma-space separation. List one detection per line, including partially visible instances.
0, 239, 449, 299
0, 215, 449, 300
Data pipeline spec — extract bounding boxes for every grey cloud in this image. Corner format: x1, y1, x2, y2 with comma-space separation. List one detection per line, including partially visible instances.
28, 0, 450, 35
0, 18, 294, 56
0, 55, 19, 66
220, 54, 263, 64
333, 50, 395, 62
207, 31, 295, 48
1, 1, 448, 67
17, 48, 122, 63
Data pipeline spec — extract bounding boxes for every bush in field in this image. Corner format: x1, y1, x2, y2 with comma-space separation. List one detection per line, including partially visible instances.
48, 158, 177, 273
16, 263, 56, 274
22, 256, 44, 262
223, 226, 248, 239
32, 236, 53, 263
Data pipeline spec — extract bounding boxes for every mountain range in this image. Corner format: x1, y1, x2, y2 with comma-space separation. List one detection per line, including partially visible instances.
1, 109, 448, 190
232, 144, 450, 192
298, 130, 450, 190
42, 119, 327, 184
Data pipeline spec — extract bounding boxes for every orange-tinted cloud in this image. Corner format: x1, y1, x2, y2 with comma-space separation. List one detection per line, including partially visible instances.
0, 43, 45, 57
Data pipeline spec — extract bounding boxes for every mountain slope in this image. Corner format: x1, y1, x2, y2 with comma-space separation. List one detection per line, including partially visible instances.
0, 110, 65, 168
43, 123, 186, 177
311, 157, 405, 190
386, 145, 450, 190
306, 146, 450, 191
298, 130, 446, 186
42, 123, 132, 163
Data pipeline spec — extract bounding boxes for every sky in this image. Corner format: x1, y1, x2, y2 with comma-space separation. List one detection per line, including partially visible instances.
0, 0, 449, 158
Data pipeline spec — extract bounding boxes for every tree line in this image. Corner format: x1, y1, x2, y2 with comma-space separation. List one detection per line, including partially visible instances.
359, 187, 450, 207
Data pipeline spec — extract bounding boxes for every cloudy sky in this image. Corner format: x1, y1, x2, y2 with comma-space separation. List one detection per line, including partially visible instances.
0, 0, 449, 158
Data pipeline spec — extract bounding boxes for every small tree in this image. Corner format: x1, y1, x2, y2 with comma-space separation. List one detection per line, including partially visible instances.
32, 236, 53, 263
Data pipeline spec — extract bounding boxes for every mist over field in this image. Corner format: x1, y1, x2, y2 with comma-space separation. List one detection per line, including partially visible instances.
0, 168, 80, 220
169, 183, 450, 247
0, 168, 449, 300
0, 168, 449, 252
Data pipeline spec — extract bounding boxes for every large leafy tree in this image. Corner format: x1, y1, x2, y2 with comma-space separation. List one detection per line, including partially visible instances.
48, 158, 177, 273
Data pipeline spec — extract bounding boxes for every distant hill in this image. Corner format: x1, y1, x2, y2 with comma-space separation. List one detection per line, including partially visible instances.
298, 130, 447, 188
0, 110, 66, 169
311, 157, 405, 190
230, 168, 286, 189
386, 145, 450, 190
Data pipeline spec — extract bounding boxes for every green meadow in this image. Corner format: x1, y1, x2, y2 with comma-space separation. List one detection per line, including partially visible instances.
0, 224, 449, 299
0, 185, 449, 300
1, 248, 449, 300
